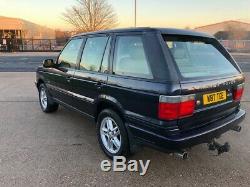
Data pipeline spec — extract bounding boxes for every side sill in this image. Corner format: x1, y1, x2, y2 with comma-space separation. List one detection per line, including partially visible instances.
54, 98, 95, 122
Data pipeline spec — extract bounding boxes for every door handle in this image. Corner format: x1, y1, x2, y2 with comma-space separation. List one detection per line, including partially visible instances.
95, 82, 103, 89
66, 76, 72, 83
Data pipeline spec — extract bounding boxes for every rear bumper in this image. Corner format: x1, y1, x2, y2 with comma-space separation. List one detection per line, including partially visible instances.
127, 109, 245, 151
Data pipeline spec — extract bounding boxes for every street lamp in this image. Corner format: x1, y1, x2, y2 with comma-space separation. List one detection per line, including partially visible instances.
134, 0, 137, 27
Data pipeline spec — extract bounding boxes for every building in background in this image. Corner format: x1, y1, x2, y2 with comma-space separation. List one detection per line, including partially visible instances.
195, 20, 250, 52
0, 16, 55, 39
0, 16, 57, 52
195, 20, 250, 39
195, 20, 250, 35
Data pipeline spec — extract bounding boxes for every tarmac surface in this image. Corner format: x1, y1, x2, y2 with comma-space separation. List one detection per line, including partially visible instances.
0, 53, 250, 186
0, 52, 250, 72
0, 52, 58, 72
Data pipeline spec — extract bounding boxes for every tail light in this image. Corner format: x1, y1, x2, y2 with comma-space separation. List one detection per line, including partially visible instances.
158, 94, 195, 121
233, 84, 244, 101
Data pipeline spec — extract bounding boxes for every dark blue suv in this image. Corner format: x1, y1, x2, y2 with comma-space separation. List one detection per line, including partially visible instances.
36, 28, 245, 159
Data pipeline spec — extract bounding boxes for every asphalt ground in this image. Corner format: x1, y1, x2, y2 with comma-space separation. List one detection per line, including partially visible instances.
0, 52, 58, 72
0, 53, 250, 186
0, 52, 250, 72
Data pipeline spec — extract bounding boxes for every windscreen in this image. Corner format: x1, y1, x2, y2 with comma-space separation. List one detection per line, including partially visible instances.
163, 35, 239, 79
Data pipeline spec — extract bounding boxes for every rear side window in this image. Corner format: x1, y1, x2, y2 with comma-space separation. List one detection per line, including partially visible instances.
164, 35, 239, 79
80, 36, 108, 72
113, 35, 152, 79
58, 38, 83, 69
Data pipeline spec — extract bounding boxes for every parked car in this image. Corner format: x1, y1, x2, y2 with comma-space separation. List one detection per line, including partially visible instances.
36, 28, 245, 159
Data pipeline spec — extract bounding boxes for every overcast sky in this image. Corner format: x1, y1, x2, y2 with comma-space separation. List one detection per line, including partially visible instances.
0, 0, 249, 30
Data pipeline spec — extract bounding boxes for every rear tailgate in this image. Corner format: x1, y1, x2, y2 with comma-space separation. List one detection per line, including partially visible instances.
162, 34, 245, 131
178, 75, 244, 131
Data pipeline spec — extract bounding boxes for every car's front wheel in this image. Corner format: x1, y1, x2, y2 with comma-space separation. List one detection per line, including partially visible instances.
97, 109, 130, 158
39, 84, 58, 113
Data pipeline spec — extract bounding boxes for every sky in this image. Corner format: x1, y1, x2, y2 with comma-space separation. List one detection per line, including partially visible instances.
0, 0, 250, 30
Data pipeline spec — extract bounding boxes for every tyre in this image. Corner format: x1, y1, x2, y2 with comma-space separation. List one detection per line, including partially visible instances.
38, 84, 59, 113
97, 109, 130, 158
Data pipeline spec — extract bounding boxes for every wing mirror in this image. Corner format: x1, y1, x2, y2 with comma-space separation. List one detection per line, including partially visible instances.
43, 59, 56, 68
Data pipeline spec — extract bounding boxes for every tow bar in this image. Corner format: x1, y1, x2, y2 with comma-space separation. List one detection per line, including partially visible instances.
207, 125, 242, 155
208, 140, 230, 155
174, 125, 242, 158
231, 125, 242, 132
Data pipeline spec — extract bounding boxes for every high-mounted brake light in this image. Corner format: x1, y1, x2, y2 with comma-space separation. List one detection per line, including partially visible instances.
233, 84, 244, 101
158, 95, 195, 121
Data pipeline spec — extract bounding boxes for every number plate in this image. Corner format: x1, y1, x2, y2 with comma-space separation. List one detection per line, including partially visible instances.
203, 91, 227, 105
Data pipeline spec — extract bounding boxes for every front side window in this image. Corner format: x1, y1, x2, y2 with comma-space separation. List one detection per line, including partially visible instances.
58, 38, 83, 69
164, 35, 239, 79
80, 36, 108, 72
113, 36, 152, 79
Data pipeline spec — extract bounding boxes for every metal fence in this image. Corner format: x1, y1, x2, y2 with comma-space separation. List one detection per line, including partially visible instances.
0, 38, 65, 52
219, 40, 250, 52
1, 38, 250, 53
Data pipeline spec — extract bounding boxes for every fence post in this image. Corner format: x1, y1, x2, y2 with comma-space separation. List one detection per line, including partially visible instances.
22, 39, 24, 51
49, 40, 52, 51
32, 38, 34, 51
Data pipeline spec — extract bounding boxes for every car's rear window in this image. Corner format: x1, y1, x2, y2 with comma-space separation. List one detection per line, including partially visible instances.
163, 35, 239, 79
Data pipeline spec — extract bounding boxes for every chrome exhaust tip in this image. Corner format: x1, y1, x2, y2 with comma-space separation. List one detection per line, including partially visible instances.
174, 151, 188, 160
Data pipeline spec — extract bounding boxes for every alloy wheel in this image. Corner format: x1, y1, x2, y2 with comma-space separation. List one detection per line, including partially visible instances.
40, 87, 48, 110
100, 117, 121, 154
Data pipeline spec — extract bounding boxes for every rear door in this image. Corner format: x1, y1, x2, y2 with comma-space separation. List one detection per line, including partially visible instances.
107, 33, 161, 122
70, 35, 110, 116
163, 35, 244, 131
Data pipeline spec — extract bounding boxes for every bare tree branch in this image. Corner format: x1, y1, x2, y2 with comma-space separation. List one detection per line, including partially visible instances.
62, 0, 118, 33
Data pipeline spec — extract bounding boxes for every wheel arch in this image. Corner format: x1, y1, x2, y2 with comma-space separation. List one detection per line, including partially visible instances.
36, 79, 45, 89
95, 95, 125, 122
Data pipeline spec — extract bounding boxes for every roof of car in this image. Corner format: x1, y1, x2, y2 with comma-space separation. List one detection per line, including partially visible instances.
73, 27, 213, 38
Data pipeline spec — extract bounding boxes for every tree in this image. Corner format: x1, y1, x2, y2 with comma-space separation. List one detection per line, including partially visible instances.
184, 26, 191, 30
226, 25, 248, 40
214, 31, 229, 40
63, 0, 118, 33
55, 30, 71, 45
